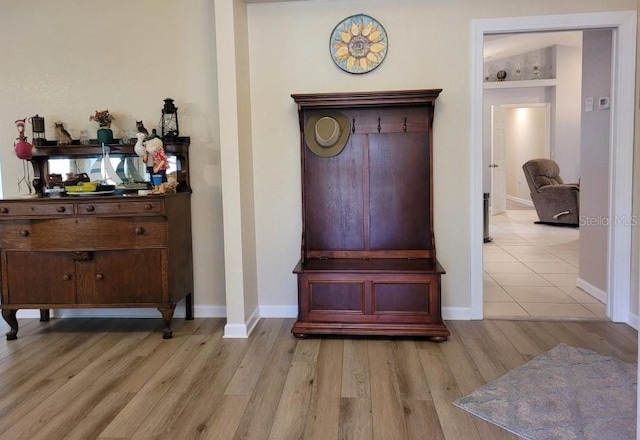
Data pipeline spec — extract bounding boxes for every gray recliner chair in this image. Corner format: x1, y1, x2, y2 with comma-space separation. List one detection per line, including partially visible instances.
522, 158, 579, 226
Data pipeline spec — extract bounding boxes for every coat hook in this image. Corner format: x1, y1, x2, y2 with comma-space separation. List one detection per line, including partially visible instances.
377, 117, 381, 133
403, 116, 407, 132
352, 118, 356, 134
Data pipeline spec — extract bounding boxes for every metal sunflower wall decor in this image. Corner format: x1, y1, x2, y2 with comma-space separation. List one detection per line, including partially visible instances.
330, 14, 388, 74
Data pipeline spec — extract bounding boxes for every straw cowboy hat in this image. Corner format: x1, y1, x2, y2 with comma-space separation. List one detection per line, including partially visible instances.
304, 112, 350, 157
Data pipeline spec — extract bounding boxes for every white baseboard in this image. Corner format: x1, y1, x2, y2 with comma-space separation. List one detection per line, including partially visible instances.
576, 277, 607, 303
52, 305, 227, 319
442, 306, 472, 320
16, 310, 42, 319
223, 323, 249, 338
506, 195, 534, 207
626, 311, 639, 330
223, 306, 260, 339
259, 305, 298, 318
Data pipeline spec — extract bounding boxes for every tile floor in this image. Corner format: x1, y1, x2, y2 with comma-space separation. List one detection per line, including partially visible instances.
483, 206, 606, 320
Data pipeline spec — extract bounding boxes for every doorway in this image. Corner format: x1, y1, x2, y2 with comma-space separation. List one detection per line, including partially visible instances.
485, 101, 594, 319
470, 11, 636, 322
491, 103, 551, 215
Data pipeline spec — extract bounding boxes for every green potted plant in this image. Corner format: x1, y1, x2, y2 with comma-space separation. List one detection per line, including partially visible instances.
90, 109, 115, 145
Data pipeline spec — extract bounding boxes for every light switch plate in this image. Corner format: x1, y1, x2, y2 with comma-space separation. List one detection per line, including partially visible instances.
585, 97, 594, 112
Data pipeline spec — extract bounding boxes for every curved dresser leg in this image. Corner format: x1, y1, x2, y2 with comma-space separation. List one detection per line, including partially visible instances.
2, 309, 18, 340
158, 305, 176, 339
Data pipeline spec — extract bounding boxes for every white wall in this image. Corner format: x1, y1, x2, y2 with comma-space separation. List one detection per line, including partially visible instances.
505, 107, 548, 201
552, 44, 583, 183
579, 30, 613, 293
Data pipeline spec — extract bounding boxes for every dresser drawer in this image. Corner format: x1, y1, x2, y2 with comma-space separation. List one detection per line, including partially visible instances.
76, 200, 163, 216
0, 217, 167, 251
0, 202, 75, 217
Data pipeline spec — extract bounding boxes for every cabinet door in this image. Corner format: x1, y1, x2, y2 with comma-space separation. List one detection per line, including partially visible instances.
75, 249, 165, 304
2, 251, 76, 304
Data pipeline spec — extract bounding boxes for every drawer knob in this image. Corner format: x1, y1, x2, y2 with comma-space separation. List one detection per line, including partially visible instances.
20, 230, 29, 237
135, 227, 145, 235
143, 203, 152, 210
86, 205, 95, 213
57, 206, 66, 213
63, 274, 71, 281
0, 207, 8, 214
96, 274, 103, 281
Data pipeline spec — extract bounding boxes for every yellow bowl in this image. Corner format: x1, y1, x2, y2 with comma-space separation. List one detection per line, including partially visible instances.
66, 182, 98, 193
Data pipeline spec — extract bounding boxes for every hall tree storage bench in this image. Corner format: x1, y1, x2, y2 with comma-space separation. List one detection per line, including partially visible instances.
291, 90, 449, 341
0, 139, 193, 340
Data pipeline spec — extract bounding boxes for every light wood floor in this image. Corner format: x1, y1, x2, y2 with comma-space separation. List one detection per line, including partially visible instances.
0, 317, 636, 439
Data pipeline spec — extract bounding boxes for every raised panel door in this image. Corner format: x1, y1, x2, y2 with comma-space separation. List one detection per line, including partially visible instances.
75, 249, 165, 304
2, 251, 76, 304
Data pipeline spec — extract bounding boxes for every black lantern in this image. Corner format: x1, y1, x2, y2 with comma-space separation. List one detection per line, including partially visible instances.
161, 98, 179, 140
29, 115, 46, 145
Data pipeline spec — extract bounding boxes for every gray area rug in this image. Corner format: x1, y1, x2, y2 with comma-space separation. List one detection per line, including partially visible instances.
453, 343, 637, 440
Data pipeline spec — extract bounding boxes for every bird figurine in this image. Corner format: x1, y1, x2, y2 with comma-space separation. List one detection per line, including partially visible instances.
134, 132, 146, 157
136, 120, 149, 139
55, 122, 73, 145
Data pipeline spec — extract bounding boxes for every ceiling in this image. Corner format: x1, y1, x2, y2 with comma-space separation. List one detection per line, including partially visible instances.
484, 31, 583, 61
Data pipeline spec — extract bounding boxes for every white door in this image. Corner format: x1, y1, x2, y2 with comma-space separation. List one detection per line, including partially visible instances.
490, 105, 507, 214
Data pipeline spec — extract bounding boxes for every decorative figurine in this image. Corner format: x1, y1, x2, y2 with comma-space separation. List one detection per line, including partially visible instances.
14, 118, 33, 160
136, 120, 149, 139
142, 136, 168, 184
14, 119, 34, 193
55, 122, 73, 145
79, 129, 91, 145
134, 132, 146, 157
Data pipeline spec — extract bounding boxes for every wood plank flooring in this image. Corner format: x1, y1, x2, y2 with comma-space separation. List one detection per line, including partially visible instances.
0, 317, 635, 439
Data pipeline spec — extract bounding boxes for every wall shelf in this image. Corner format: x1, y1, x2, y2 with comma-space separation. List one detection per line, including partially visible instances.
484, 79, 557, 89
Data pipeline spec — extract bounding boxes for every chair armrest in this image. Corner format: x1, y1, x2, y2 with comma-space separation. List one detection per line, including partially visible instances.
538, 184, 579, 194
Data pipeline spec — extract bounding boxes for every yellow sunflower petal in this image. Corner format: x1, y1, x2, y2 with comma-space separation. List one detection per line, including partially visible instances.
367, 52, 378, 64
368, 30, 382, 43
362, 22, 373, 36
335, 46, 349, 59
346, 56, 357, 71
340, 31, 352, 43
351, 22, 361, 36
359, 57, 369, 70
370, 43, 385, 53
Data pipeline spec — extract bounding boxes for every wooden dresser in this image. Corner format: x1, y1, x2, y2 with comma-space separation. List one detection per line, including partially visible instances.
0, 139, 193, 340
291, 90, 449, 341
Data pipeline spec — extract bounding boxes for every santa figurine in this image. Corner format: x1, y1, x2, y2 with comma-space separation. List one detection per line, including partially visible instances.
142, 135, 168, 185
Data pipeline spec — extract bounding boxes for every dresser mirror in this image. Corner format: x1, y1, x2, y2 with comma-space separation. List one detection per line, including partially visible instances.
47, 155, 179, 185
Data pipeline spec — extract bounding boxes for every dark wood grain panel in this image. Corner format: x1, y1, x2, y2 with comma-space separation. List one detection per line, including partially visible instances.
304, 136, 365, 251
3, 251, 76, 304
76, 249, 165, 304
309, 282, 364, 312
0, 217, 167, 251
369, 132, 431, 251
373, 282, 430, 314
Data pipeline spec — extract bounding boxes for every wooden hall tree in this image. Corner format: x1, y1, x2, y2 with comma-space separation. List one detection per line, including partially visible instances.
291, 90, 449, 341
